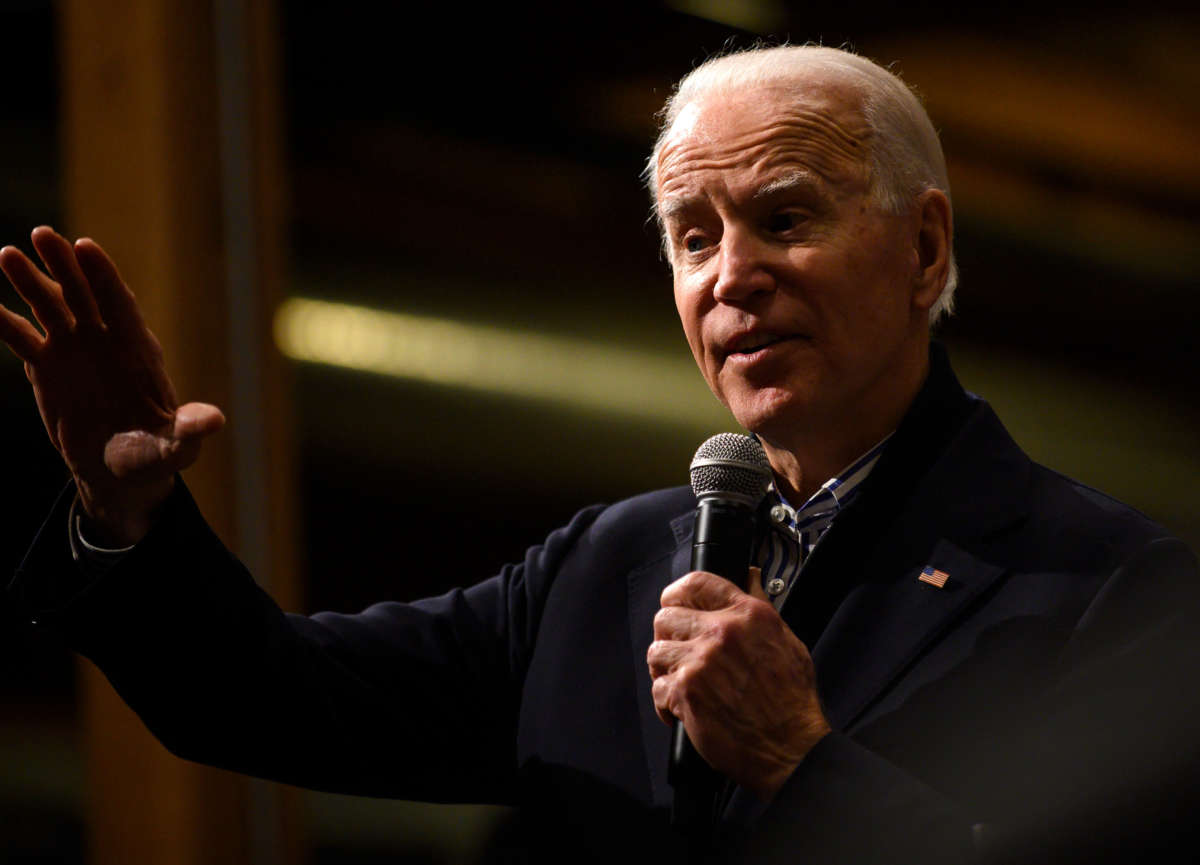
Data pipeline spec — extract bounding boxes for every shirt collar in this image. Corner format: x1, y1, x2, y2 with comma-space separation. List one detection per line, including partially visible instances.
770, 431, 893, 521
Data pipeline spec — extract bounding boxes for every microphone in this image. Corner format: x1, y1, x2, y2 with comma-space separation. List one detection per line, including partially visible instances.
670, 433, 772, 833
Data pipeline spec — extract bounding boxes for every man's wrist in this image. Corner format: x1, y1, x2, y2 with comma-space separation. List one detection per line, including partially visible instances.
67, 494, 134, 581
753, 722, 833, 802
75, 474, 174, 547
73, 503, 137, 556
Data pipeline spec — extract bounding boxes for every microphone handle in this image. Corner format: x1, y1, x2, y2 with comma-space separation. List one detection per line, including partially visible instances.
670, 498, 757, 832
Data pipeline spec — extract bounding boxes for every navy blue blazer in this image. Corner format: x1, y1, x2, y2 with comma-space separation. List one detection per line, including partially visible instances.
11, 347, 1200, 863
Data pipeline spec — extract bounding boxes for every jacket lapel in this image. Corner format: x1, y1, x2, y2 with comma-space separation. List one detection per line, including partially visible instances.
812, 538, 1008, 731
779, 347, 1034, 734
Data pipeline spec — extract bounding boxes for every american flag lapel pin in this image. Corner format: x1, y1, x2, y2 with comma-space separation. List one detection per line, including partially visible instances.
919, 566, 950, 588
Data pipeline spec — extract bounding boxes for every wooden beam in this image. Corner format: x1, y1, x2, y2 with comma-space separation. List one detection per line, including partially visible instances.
60, 1, 303, 862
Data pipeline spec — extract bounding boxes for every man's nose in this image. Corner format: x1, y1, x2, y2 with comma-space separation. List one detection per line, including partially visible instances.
712, 228, 775, 303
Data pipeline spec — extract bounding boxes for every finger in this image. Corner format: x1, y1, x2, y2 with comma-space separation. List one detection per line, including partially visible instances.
74, 237, 147, 334
164, 436, 203, 475
30, 226, 102, 328
0, 244, 71, 334
174, 402, 226, 440
0, 302, 44, 361
104, 425, 209, 481
652, 604, 707, 642
651, 676, 677, 727
748, 566, 767, 602
158, 404, 225, 476
646, 639, 688, 678
661, 570, 744, 611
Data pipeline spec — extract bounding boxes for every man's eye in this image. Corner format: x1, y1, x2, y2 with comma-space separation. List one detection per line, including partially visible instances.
767, 211, 804, 233
684, 235, 708, 253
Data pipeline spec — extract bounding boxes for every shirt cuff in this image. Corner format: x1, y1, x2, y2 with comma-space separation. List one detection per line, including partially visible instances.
69, 494, 134, 575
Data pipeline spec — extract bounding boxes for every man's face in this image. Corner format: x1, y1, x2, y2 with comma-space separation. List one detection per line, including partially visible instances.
656, 80, 928, 446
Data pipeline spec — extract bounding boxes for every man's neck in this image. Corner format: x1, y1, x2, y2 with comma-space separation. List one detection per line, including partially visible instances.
760, 341, 931, 503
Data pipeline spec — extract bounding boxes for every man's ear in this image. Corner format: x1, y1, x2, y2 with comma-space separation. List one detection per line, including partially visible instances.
911, 189, 952, 313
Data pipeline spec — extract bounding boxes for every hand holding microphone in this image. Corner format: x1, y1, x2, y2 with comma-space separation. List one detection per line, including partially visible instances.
647, 434, 830, 827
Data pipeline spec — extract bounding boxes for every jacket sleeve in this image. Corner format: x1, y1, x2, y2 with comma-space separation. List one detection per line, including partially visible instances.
8, 479, 605, 804
725, 731, 977, 863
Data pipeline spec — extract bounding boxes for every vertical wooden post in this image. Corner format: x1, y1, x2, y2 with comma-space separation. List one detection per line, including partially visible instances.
59, 1, 303, 863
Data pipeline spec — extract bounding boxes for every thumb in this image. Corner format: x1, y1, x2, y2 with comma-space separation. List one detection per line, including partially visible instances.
748, 566, 767, 602
174, 402, 226, 440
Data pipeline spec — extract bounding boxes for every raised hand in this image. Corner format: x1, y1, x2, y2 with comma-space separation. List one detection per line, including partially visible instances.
648, 569, 831, 800
0, 226, 225, 545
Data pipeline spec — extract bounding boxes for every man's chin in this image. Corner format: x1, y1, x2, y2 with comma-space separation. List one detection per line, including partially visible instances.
726, 391, 813, 441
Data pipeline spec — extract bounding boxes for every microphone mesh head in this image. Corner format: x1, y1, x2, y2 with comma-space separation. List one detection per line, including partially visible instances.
689, 433, 772, 506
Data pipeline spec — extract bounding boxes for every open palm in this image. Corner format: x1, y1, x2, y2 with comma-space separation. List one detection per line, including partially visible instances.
0, 226, 224, 544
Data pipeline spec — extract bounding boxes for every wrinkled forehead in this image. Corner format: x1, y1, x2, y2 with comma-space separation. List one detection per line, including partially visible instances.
655, 79, 872, 204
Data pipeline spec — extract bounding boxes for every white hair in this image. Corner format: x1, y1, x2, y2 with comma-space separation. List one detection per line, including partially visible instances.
646, 45, 958, 324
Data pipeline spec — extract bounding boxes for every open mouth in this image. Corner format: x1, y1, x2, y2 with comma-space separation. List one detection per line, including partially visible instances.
726, 334, 795, 357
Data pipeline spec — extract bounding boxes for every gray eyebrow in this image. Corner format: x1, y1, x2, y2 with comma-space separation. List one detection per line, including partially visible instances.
753, 170, 820, 200
657, 196, 697, 222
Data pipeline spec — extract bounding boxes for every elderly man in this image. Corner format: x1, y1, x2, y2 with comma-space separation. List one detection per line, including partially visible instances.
2, 45, 1197, 864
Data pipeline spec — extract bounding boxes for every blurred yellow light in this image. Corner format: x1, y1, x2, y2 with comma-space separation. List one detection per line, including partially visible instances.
273, 297, 717, 427
664, 0, 785, 32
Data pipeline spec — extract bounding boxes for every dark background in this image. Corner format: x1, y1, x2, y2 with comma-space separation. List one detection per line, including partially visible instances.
1, 1, 1198, 861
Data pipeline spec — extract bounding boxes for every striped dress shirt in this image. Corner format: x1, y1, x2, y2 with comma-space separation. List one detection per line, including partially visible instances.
754, 434, 891, 610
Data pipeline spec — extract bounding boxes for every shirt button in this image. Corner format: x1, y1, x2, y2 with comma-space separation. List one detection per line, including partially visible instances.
769, 505, 790, 524
766, 578, 787, 596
